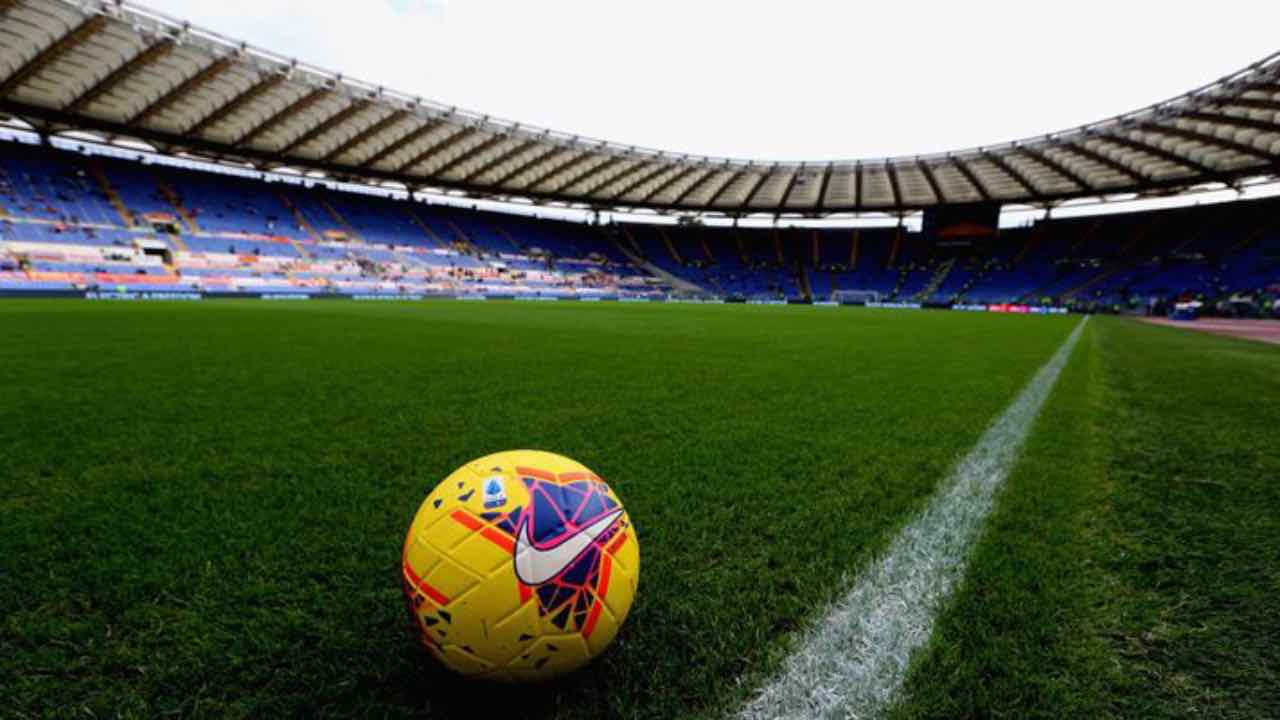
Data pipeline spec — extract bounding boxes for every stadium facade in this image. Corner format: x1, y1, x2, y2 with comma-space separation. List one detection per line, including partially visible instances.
0, 0, 1277, 313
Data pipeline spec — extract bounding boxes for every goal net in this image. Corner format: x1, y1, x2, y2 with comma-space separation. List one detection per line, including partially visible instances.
833, 289, 882, 305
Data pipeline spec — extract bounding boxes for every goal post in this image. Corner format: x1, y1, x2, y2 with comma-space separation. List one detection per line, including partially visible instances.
833, 289, 882, 305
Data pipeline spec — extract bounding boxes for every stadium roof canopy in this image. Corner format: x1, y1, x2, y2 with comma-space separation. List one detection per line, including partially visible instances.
3, 0, 1280, 218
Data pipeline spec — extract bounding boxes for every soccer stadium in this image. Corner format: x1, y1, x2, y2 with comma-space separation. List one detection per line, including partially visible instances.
1, 1, 1278, 718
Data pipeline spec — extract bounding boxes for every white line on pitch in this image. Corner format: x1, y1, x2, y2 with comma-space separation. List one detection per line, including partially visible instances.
737, 317, 1089, 720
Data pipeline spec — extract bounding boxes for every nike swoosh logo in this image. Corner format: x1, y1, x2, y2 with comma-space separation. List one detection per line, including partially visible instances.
513, 508, 624, 586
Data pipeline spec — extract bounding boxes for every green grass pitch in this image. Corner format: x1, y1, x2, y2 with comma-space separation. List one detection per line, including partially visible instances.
1, 301, 1276, 719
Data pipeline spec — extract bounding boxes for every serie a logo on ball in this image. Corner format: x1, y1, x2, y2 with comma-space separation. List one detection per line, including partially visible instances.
401, 450, 640, 681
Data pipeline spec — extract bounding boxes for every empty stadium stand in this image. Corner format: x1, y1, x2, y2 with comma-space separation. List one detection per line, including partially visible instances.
0, 140, 1277, 315
0, 142, 674, 301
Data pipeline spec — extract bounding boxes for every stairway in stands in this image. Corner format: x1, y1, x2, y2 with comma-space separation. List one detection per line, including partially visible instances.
617, 226, 644, 258
493, 224, 525, 254
289, 239, 313, 260
279, 192, 322, 242
886, 227, 903, 269
612, 226, 704, 294
1063, 265, 1122, 301
405, 207, 445, 246
955, 257, 1000, 301
657, 228, 683, 264
156, 177, 201, 234
735, 231, 750, 266
320, 198, 361, 241
914, 258, 955, 302
88, 160, 134, 228
447, 220, 480, 255
1011, 225, 1043, 266
1063, 214, 1167, 302
795, 263, 812, 301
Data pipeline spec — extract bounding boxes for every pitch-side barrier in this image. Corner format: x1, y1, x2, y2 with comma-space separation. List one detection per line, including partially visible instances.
0, 289, 1073, 314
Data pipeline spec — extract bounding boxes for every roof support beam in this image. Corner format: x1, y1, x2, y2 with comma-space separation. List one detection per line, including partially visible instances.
813, 163, 833, 212
1062, 138, 1148, 184
235, 86, 329, 147
1139, 123, 1273, 162
1234, 81, 1280, 96
130, 55, 235, 126
884, 162, 903, 211
916, 159, 946, 203
0, 14, 107, 99
425, 131, 510, 180
778, 165, 804, 209
1015, 144, 1090, 191
1183, 109, 1280, 135
604, 161, 672, 200
740, 166, 774, 208
671, 167, 721, 206
522, 148, 598, 190
982, 150, 1044, 201
704, 167, 746, 207
184, 72, 286, 139
280, 98, 370, 155
395, 125, 477, 174
854, 162, 864, 209
458, 134, 544, 184
361, 118, 446, 169
491, 144, 565, 187
647, 164, 706, 204
560, 155, 631, 194
951, 156, 992, 202
66, 37, 175, 114
1216, 96, 1280, 114
321, 109, 408, 163
10, 96, 1270, 215
1098, 131, 1217, 176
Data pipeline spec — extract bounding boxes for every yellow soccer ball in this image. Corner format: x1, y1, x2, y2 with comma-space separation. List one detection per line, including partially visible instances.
401, 450, 640, 681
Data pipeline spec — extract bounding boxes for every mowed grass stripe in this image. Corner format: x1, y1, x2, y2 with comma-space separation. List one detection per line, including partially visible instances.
738, 318, 1086, 720
889, 317, 1280, 719
888, 318, 1111, 720
0, 301, 1075, 719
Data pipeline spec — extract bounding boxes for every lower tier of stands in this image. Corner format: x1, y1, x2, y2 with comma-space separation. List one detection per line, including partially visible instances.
0, 141, 1276, 312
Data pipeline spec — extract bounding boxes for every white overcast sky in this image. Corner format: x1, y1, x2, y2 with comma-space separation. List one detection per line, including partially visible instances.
139, 0, 1280, 162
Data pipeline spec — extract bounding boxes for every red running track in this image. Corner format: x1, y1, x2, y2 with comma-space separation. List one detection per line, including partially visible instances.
1140, 317, 1280, 346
